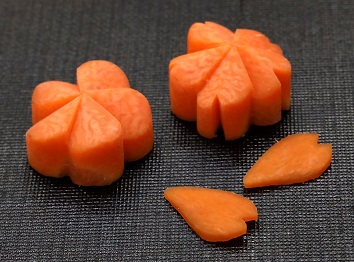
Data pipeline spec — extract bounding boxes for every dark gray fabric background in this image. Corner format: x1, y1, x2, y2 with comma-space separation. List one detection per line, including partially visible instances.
0, 0, 353, 261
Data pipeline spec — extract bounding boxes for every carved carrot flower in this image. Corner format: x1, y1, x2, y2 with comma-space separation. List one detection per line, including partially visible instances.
169, 21, 291, 140
26, 60, 154, 186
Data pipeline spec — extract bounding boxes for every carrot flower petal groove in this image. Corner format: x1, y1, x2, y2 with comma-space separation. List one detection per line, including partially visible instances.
26, 60, 154, 186
169, 21, 292, 140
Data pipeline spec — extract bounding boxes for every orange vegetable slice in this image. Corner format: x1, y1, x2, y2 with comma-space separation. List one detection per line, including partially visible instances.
164, 186, 258, 242
26, 60, 154, 186
170, 21, 292, 140
243, 133, 332, 188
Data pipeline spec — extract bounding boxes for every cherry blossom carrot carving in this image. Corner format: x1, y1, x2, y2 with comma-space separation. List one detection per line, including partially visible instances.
26, 60, 154, 186
170, 21, 292, 140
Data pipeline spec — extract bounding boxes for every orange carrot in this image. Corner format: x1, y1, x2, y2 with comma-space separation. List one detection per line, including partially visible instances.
26, 60, 154, 186
243, 133, 332, 188
170, 21, 292, 139
164, 186, 258, 242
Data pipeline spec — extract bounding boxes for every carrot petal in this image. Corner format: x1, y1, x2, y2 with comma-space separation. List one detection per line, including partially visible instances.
32, 81, 80, 124
243, 133, 333, 188
68, 94, 124, 186
236, 45, 282, 126
26, 97, 81, 177
187, 21, 234, 53
197, 47, 252, 140
88, 88, 154, 162
164, 186, 258, 242
77, 60, 130, 91
234, 29, 292, 110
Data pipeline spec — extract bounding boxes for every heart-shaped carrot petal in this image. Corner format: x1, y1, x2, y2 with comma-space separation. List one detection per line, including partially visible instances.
164, 186, 258, 242
243, 133, 332, 188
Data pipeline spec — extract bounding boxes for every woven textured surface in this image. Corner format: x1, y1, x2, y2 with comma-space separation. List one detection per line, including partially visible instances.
0, 0, 353, 261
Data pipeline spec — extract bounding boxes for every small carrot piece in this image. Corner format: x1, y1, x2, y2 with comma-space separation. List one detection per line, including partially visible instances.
243, 133, 332, 188
26, 60, 154, 186
164, 186, 258, 242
